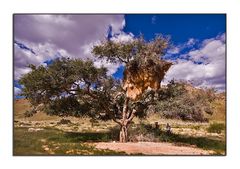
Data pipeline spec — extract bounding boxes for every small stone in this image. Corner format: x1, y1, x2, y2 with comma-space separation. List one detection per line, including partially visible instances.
44, 147, 50, 151
28, 128, 43, 132
40, 139, 47, 143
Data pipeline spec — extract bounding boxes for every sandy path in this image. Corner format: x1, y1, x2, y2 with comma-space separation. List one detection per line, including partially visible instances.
94, 142, 212, 155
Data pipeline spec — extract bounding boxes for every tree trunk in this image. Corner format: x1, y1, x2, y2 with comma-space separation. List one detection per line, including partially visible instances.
119, 124, 128, 143
119, 98, 129, 143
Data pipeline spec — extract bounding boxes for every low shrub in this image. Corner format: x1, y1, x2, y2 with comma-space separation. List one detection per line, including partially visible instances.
57, 119, 72, 125
128, 123, 161, 142
207, 123, 225, 134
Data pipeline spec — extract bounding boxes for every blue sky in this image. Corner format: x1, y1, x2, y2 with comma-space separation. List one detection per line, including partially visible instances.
113, 14, 226, 81
124, 14, 225, 43
14, 14, 226, 98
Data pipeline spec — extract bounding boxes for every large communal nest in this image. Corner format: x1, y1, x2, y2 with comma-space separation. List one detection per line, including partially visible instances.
123, 57, 172, 100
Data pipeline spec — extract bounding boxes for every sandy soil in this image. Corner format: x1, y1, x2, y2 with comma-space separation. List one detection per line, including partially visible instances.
94, 142, 212, 155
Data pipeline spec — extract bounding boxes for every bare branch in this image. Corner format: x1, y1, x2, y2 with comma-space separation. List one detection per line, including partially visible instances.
116, 56, 128, 64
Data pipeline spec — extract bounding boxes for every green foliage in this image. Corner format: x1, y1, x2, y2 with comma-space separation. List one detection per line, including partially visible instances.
92, 35, 170, 64
20, 58, 107, 104
207, 123, 225, 134
45, 97, 89, 117
156, 80, 216, 122
19, 57, 119, 120
158, 79, 186, 99
128, 122, 161, 142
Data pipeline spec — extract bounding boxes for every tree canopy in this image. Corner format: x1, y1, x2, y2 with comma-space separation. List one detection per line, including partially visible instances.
18, 34, 216, 142
92, 35, 169, 64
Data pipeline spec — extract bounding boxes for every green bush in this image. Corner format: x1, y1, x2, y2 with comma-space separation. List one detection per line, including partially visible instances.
128, 123, 161, 142
207, 123, 225, 134
156, 80, 216, 122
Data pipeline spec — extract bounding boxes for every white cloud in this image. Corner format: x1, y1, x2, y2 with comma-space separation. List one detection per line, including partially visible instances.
94, 59, 121, 76
14, 87, 22, 96
110, 32, 134, 43
14, 15, 126, 79
14, 41, 70, 79
15, 67, 32, 80
164, 33, 226, 91
167, 47, 180, 54
186, 38, 197, 46
166, 38, 197, 56
189, 38, 225, 64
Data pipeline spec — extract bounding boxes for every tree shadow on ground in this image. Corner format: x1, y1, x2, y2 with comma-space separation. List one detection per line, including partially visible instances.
14, 127, 126, 155
48, 126, 120, 143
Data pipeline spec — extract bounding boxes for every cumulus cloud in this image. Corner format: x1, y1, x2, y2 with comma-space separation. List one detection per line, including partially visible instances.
167, 47, 180, 55
164, 33, 226, 91
186, 38, 197, 47
110, 32, 134, 43
14, 87, 22, 96
165, 38, 198, 57
14, 15, 126, 79
94, 59, 121, 76
14, 41, 69, 79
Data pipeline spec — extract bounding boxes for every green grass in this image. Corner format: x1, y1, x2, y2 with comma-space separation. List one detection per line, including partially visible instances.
207, 122, 225, 134
49, 131, 114, 143
14, 127, 125, 155
14, 123, 226, 155
158, 132, 225, 155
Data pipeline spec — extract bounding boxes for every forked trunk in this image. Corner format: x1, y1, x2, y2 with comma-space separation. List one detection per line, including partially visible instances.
118, 98, 136, 143
119, 124, 128, 143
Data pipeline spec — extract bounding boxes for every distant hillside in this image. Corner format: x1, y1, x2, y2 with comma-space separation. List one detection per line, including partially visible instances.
14, 99, 60, 121
207, 94, 226, 122
184, 84, 225, 122
14, 99, 31, 119
156, 81, 226, 122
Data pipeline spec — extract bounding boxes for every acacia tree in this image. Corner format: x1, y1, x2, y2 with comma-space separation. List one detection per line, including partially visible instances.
19, 35, 172, 142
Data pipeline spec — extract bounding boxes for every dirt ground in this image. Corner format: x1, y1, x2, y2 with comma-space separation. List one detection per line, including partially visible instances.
94, 142, 212, 155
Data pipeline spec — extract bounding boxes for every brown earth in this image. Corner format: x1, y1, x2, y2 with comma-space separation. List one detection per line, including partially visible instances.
94, 142, 212, 155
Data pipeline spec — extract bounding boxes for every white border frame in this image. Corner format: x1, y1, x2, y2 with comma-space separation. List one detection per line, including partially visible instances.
1, 0, 240, 169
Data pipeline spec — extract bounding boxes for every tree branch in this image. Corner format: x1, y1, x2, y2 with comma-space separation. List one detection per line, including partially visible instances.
122, 97, 129, 119
116, 56, 128, 64
127, 109, 137, 124
63, 87, 78, 96
82, 80, 122, 126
